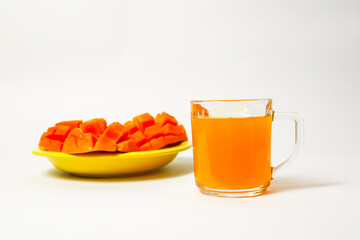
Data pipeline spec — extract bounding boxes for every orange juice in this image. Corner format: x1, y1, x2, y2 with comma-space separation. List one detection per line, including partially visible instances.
191, 115, 272, 190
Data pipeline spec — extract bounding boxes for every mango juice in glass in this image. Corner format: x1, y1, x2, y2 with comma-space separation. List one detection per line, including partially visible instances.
191, 99, 303, 197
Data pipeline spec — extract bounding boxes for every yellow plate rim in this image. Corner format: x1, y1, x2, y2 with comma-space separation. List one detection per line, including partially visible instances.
32, 141, 192, 159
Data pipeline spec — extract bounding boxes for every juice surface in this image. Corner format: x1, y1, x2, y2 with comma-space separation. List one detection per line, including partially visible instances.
191, 115, 272, 190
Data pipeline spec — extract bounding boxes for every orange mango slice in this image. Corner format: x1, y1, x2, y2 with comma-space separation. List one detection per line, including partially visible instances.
39, 132, 63, 152
80, 118, 107, 137
149, 136, 167, 150
155, 112, 178, 127
129, 131, 147, 147
116, 139, 136, 152
133, 113, 155, 132
137, 142, 152, 151
143, 123, 162, 141
123, 121, 139, 135
193, 104, 209, 116
62, 128, 97, 154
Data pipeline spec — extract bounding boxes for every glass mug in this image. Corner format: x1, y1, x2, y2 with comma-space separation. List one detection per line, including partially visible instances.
190, 99, 304, 197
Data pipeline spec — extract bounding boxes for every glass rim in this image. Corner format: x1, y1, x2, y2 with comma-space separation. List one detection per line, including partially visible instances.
190, 98, 272, 104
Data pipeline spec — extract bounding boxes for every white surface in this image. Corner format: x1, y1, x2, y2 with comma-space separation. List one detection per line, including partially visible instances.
1, 0, 360, 239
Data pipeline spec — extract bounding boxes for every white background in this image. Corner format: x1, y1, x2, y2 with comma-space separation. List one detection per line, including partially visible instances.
1, 1, 359, 239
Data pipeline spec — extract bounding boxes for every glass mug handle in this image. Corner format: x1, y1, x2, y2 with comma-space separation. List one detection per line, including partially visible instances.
272, 111, 304, 178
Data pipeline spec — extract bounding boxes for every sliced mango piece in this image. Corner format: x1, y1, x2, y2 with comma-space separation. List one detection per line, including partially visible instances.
164, 134, 187, 146
193, 104, 209, 116
160, 124, 187, 138
133, 113, 155, 132
149, 136, 167, 150
123, 121, 139, 135
129, 131, 147, 147
80, 118, 107, 137
93, 135, 117, 152
143, 123, 162, 141
62, 128, 97, 154
116, 139, 136, 152
39, 132, 63, 152
155, 112, 178, 127
137, 142, 152, 151
103, 122, 127, 142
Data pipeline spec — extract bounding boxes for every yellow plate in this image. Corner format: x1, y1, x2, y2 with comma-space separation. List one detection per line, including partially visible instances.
32, 141, 192, 177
